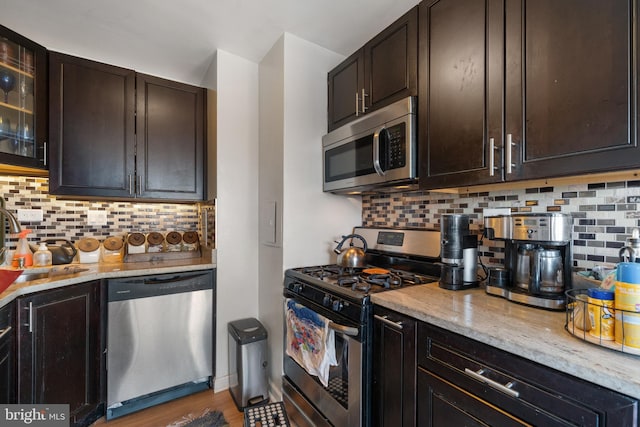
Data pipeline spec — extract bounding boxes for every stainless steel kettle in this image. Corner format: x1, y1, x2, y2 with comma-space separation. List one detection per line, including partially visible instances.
334, 234, 368, 268
619, 228, 640, 262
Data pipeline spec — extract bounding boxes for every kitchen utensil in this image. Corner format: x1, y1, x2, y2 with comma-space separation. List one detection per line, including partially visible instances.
28, 239, 77, 265
0, 70, 16, 103
333, 234, 367, 268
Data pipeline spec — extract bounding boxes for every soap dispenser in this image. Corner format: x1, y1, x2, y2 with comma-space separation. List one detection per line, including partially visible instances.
33, 242, 53, 267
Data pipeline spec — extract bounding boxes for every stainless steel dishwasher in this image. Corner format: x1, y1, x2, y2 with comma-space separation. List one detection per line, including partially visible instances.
106, 270, 215, 419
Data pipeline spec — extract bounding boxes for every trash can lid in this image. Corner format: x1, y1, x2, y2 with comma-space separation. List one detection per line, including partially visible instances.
228, 317, 268, 344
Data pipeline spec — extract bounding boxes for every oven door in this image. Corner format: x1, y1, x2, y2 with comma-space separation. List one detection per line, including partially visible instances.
283, 292, 364, 427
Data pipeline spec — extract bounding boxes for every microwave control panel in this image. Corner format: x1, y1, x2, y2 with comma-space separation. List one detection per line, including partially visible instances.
385, 124, 406, 170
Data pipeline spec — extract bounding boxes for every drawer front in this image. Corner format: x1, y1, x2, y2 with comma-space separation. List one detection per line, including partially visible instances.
418, 322, 638, 427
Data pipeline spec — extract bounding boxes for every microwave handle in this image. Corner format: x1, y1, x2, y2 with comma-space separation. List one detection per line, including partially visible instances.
373, 127, 386, 176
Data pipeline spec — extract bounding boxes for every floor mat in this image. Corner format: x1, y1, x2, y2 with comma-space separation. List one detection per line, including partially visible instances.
166, 408, 229, 427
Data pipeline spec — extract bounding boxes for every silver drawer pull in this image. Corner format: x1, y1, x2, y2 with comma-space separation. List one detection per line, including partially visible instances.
464, 368, 520, 398
0, 326, 12, 340
374, 314, 403, 330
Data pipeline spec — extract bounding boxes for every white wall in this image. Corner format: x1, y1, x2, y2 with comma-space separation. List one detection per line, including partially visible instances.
281, 34, 362, 270
202, 50, 260, 391
258, 33, 362, 395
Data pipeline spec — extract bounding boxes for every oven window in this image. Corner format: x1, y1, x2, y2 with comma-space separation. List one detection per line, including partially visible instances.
324, 333, 349, 408
325, 134, 375, 182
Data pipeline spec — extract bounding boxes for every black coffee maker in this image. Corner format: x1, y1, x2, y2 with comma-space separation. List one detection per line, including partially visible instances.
484, 213, 573, 310
439, 214, 479, 290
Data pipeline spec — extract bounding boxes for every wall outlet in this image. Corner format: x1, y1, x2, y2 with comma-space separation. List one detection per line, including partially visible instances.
17, 209, 43, 222
87, 210, 108, 226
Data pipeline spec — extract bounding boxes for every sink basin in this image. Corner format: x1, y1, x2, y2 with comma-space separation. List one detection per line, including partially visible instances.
14, 272, 49, 283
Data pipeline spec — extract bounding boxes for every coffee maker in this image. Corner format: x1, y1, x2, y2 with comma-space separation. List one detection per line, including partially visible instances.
484, 213, 572, 310
439, 214, 479, 290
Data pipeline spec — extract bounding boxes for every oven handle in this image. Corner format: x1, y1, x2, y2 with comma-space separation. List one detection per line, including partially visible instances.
328, 320, 359, 337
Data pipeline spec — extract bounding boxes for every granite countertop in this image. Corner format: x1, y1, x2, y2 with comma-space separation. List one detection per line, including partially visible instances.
0, 249, 217, 309
371, 282, 640, 400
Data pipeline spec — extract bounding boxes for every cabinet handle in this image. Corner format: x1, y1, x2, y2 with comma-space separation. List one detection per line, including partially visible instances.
28, 302, 33, 333
43, 141, 47, 166
361, 88, 368, 114
374, 314, 403, 330
489, 137, 496, 177
128, 174, 134, 195
355, 92, 360, 117
506, 133, 516, 175
464, 368, 520, 398
138, 175, 143, 195
0, 325, 12, 340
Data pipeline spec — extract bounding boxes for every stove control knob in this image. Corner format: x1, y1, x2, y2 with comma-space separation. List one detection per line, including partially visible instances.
322, 294, 332, 307
332, 299, 343, 312
293, 283, 303, 293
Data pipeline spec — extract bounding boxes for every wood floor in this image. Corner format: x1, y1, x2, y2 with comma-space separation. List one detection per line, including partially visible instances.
91, 389, 245, 427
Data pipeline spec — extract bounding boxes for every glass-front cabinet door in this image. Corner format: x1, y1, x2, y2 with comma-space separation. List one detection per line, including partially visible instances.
0, 25, 46, 172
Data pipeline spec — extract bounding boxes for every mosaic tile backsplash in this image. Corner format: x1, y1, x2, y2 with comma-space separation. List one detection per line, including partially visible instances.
362, 179, 640, 271
0, 176, 212, 251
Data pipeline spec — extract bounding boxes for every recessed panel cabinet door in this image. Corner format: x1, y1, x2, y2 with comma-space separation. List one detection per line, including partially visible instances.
136, 74, 205, 201
365, 6, 418, 112
507, 0, 637, 180
48, 52, 136, 197
328, 50, 364, 132
17, 282, 104, 426
419, 0, 504, 189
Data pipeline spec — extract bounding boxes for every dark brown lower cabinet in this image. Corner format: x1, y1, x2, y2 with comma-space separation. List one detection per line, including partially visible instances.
17, 281, 104, 426
372, 306, 416, 427
0, 301, 15, 403
417, 322, 638, 427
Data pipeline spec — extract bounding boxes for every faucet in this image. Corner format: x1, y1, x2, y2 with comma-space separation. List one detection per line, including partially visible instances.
0, 206, 22, 265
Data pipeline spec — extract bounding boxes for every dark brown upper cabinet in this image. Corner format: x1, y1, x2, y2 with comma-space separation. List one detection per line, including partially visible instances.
419, 0, 638, 190
328, 6, 418, 132
135, 73, 205, 200
49, 52, 205, 201
0, 25, 47, 173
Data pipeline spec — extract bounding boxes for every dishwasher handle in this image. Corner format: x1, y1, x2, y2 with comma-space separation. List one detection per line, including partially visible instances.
143, 272, 210, 285
108, 270, 214, 301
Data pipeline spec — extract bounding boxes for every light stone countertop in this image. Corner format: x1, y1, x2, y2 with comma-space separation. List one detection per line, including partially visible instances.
0, 249, 217, 309
371, 282, 640, 400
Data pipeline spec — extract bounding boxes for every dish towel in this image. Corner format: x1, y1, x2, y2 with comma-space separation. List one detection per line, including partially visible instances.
285, 298, 337, 387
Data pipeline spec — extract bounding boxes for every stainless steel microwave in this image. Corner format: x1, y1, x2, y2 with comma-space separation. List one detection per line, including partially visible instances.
322, 96, 417, 194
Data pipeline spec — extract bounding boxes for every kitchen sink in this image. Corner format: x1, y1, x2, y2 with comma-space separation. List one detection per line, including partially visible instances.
14, 272, 49, 283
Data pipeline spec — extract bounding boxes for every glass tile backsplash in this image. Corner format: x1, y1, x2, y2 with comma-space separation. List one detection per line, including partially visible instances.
0, 176, 207, 251
362, 179, 640, 271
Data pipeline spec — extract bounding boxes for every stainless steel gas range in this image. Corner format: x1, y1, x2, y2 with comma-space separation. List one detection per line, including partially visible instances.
282, 227, 441, 427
